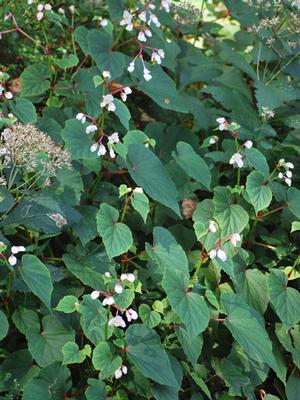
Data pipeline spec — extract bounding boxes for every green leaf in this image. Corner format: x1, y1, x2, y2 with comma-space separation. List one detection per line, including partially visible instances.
113, 98, 131, 130
56, 54, 79, 70
26, 315, 74, 367
85, 379, 106, 400
163, 269, 210, 337
62, 342, 87, 365
222, 293, 277, 371
246, 171, 272, 213
20, 255, 53, 309
288, 187, 300, 219
238, 269, 269, 315
0, 187, 14, 212
286, 368, 300, 400
131, 191, 150, 223
10, 98, 37, 123
268, 269, 300, 327
114, 288, 134, 310
214, 187, 249, 235
56, 295, 79, 313
245, 148, 269, 177
126, 324, 179, 388
92, 342, 122, 379
126, 144, 180, 216
190, 373, 212, 400
12, 308, 39, 335
172, 141, 211, 190
139, 304, 161, 328
88, 30, 125, 78
0, 310, 9, 340
20, 64, 51, 96
96, 203, 133, 259
175, 326, 203, 365
291, 221, 300, 233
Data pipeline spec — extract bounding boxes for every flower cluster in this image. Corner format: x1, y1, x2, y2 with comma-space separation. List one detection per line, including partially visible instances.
0, 124, 72, 176
34, 3, 52, 21
209, 233, 241, 262
278, 159, 294, 187
0, 72, 13, 101
8, 245, 26, 266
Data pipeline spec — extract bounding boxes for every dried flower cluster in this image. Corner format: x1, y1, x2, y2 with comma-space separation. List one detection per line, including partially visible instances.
0, 124, 72, 176
172, 1, 202, 26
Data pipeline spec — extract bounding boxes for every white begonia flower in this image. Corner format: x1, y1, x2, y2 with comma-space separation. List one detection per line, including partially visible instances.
230, 233, 241, 247
104, 271, 111, 277
208, 220, 218, 233
217, 249, 227, 261
58, 7, 65, 14
145, 29, 152, 37
286, 170, 292, 178
139, 11, 147, 21
100, 19, 108, 27
90, 290, 101, 300
216, 117, 228, 131
37, 4, 44, 11
278, 172, 284, 179
120, 87, 132, 102
109, 147, 116, 158
115, 367, 123, 379
100, 94, 116, 112
278, 158, 285, 166
138, 31, 147, 42
229, 152, 244, 168
209, 249, 217, 259
0, 85, 4, 95
4, 91, 13, 100
285, 162, 294, 169
108, 132, 119, 144
114, 283, 123, 294
120, 10, 133, 31
37, 11, 44, 19
244, 140, 253, 149
108, 315, 126, 328
285, 177, 292, 186
121, 273, 135, 282
28, 0, 34, 4
143, 67, 152, 81
44, 4, 52, 11
85, 124, 97, 134
209, 136, 218, 145
76, 113, 86, 123
128, 62, 135, 73
133, 187, 143, 194
125, 308, 138, 322
11, 246, 25, 254
8, 255, 17, 266
102, 296, 115, 306
69, 5, 75, 14
97, 144, 107, 156
161, 0, 171, 12
122, 365, 128, 374
102, 70, 111, 79
148, 13, 160, 27
90, 143, 98, 153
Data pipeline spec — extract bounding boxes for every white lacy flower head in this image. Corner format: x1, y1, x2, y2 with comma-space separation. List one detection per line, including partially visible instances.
102, 70, 111, 79
120, 87, 132, 102
216, 117, 228, 131
76, 113, 86, 123
143, 67, 152, 81
120, 273, 135, 282
90, 290, 101, 300
120, 10, 133, 31
229, 152, 243, 168
126, 308, 138, 322
108, 315, 126, 328
108, 132, 119, 145
100, 94, 116, 111
128, 61, 135, 73
244, 140, 253, 149
11, 245, 25, 254
85, 124, 97, 134
230, 233, 241, 247
209, 248, 227, 262
208, 220, 218, 233
102, 296, 115, 306
114, 283, 123, 294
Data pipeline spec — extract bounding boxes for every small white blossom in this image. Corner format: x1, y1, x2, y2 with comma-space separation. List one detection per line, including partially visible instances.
90, 143, 98, 153
58, 7, 65, 14
122, 365, 128, 374
102, 70, 111, 79
161, 0, 171, 12
100, 94, 116, 112
97, 144, 107, 156
286, 170, 292, 178
209, 249, 217, 259
120, 10, 133, 31
244, 140, 253, 149
285, 162, 294, 169
148, 13, 160, 27
143, 67, 152, 81
44, 4, 52, 11
37, 11, 44, 19
217, 249, 227, 261
85, 124, 97, 134
91, 290, 101, 300
28, 0, 34, 4
138, 31, 147, 42
11, 245, 25, 254
102, 296, 115, 306
216, 117, 228, 131
76, 113, 86, 123
285, 177, 292, 186
209, 136, 218, 145
120, 87, 132, 102
108, 132, 119, 144
4, 92, 13, 100
37, 4, 44, 11
115, 367, 123, 379
100, 19, 108, 27
126, 308, 138, 322
108, 315, 126, 328
229, 152, 243, 168
208, 220, 218, 233
128, 62, 135, 73
114, 283, 123, 294
230, 233, 241, 247
109, 147, 116, 158
120, 273, 135, 282
139, 11, 147, 21
8, 255, 17, 266
69, 5, 75, 14
145, 29, 152, 37
133, 187, 143, 194
104, 271, 111, 278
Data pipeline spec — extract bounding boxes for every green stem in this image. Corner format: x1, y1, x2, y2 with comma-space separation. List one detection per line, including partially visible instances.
288, 255, 300, 278
71, 14, 77, 55
120, 195, 130, 223
191, 246, 205, 287
267, 50, 300, 84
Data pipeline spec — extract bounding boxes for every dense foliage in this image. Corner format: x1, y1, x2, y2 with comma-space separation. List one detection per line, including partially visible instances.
0, 0, 300, 399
